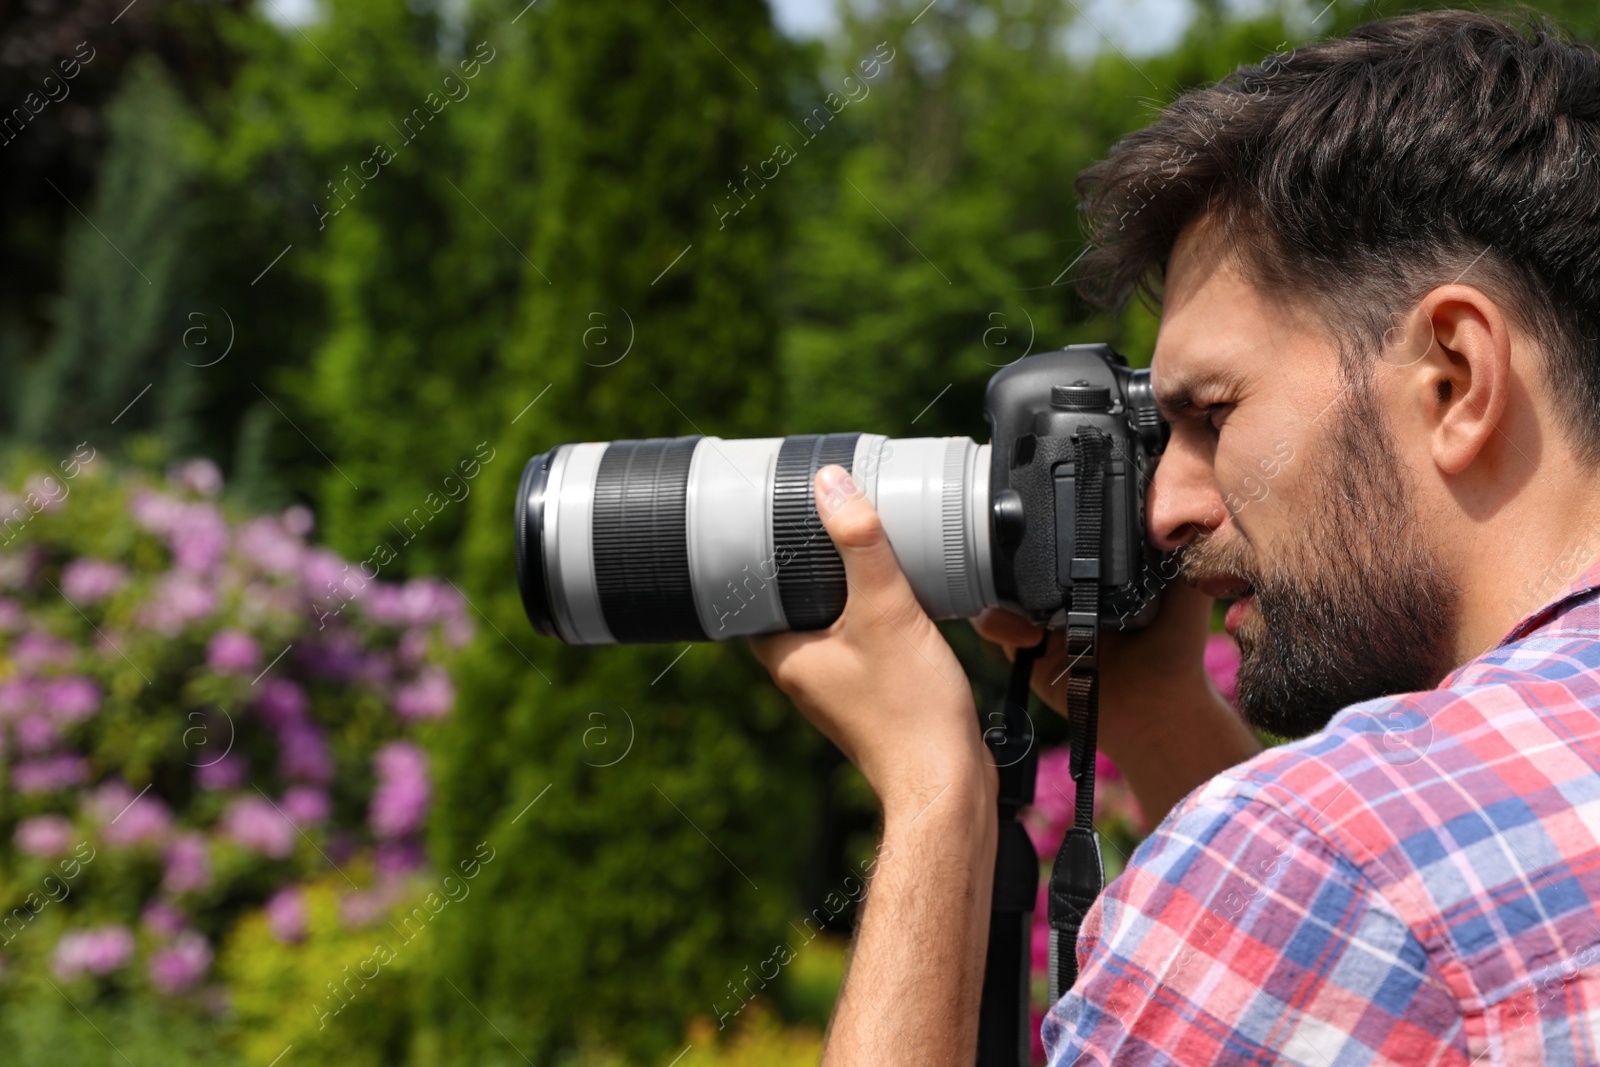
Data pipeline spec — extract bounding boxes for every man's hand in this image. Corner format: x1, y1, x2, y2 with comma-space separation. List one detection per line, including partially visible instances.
749, 463, 996, 815
749, 463, 998, 1066
970, 579, 1260, 826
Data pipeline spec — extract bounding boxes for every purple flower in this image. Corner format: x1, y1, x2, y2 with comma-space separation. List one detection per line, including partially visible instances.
370, 741, 429, 839
282, 785, 330, 825
206, 629, 260, 675
298, 631, 363, 680
235, 517, 304, 576
16, 713, 57, 753
170, 503, 229, 573
255, 678, 308, 727
90, 781, 173, 848
220, 796, 296, 859
142, 900, 188, 938
43, 677, 100, 723
12, 754, 89, 793
277, 721, 334, 783
140, 572, 217, 635
366, 577, 464, 629
265, 887, 308, 943
130, 488, 185, 534
169, 459, 223, 497
13, 631, 75, 671
364, 585, 408, 626
196, 752, 248, 791
0, 596, 24, 632
1205, 633, 1241, 706
162, 833, 212, 893
148, 930, 211, 994
0, 677, 33, 719
302, 548, 360, 609
60, 559, 128, 603
398, 627, 431, 668
283, 505, 314, 537
393, 666, 453, 720
53, 926, 134, 980
407, 578, 459, 626
443, 613, 474, 648
14, 814, 74, 856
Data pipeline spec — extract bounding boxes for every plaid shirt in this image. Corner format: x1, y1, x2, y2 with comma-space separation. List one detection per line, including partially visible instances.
1043, 555, 1600, 1066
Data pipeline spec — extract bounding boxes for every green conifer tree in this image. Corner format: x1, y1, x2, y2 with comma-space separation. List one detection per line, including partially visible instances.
419, 1, 822, 1062
15, 57, 200, 454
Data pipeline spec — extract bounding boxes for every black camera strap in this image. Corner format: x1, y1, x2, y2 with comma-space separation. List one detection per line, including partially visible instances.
1047, 430, 1108, 1004
977, 632, 1046, 1067
976, 430, 1111, 1067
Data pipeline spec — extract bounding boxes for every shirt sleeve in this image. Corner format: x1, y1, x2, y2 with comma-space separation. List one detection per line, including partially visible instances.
1040, 788, 1467, 1066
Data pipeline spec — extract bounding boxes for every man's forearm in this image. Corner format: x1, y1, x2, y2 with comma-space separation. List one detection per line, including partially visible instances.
822, 768, 998, 1067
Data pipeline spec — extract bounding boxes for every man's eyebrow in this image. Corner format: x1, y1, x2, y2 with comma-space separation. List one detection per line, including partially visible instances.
1154, 367, 1246, 420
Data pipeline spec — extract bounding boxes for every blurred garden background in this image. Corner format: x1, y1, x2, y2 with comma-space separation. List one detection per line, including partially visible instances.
1, 0, 1596, 1063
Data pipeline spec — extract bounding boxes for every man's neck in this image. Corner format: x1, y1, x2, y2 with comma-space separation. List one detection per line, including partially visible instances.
1453, 479, 1600, 667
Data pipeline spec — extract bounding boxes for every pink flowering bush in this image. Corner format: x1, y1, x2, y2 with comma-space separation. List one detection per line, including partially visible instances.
0, 454, 471, 1011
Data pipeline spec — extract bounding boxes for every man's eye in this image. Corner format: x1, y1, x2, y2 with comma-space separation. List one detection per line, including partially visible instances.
1204, 404, 1233, 433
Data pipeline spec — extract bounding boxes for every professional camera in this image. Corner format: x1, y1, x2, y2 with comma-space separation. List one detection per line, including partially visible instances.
513, 342, 1171, 1067
514, 344, 1169, 644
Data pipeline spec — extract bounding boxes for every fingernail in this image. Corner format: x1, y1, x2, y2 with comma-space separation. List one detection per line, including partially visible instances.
818, 464, 857, 497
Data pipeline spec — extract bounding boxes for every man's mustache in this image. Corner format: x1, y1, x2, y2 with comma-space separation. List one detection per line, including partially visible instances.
1175, 534, 1262, 591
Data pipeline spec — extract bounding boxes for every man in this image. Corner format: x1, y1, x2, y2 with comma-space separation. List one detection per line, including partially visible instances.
749, 10, 1600, 1065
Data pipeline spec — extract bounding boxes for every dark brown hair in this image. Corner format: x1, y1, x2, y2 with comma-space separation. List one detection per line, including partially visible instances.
1075, 9, 1600, 462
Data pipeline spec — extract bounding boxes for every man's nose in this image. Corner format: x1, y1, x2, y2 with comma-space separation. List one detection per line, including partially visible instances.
1147, 438, 1228, 552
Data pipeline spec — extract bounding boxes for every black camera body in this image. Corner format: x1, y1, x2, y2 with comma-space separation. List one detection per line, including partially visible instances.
986, 344, 1168, 631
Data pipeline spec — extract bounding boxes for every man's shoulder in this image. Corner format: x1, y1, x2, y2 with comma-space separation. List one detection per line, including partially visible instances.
1140, 632, 1600, 1008
1176, 624, 1600, 846
1161, 687, 1482, 856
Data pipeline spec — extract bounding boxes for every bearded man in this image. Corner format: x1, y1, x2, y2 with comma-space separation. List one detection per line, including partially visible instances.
751, 10, 1600, 1064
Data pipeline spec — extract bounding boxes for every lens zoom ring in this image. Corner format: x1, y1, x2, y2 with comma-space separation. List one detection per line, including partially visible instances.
773, 433, 862, 630
592, 437, 707, 643
942, 439, 976, 615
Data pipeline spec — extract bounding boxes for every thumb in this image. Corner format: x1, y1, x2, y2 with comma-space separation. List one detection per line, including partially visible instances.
813, 464, 920, 613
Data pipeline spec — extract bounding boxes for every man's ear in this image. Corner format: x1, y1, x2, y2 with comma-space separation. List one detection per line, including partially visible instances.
1407, 284, 1512, 476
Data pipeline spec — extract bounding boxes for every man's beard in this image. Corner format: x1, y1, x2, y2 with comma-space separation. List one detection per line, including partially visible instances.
1179, 377, 1461, 738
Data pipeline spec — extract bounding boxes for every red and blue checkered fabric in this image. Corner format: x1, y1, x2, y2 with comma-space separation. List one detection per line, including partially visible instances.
1044, 557, 1600, 1065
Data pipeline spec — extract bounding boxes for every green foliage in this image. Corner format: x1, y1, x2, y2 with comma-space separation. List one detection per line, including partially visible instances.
219, 879, 419, 1067
201, 0, 536, 569
14, 58, 202, 454
414, 3, 830, 1060
774, 0, 1308, 451
0, 995, 237, 1067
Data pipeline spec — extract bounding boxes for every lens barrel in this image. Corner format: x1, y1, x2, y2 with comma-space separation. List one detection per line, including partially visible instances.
516, 433, 996, 645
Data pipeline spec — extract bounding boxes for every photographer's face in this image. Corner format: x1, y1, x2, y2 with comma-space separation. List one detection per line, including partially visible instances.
1147, 225, 1460, 737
